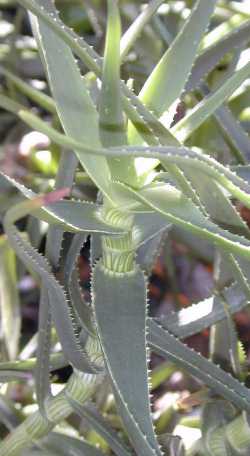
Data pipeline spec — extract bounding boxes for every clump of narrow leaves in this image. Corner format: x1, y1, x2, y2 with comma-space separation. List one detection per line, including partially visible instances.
1, 0, 250, 454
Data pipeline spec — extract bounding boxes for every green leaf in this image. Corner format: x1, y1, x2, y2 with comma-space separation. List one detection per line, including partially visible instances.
173, 62, 250, 142
155, 282, 247, 339
4, 84, 247, 209
232, 165, 250, 183
0, 66, 56, 113
176, 168, 249, 236
0, 353, 67, 383
226, 254, 250, 301
120, 0, 164, 60
136, 0, 217, 117
201, 401, 236, 456
90, 235, 103, 266
41, 433, 105, 456
92, 262, 163, 455
0, 171, 125, 235
64, 234, 95, 336
14, 0, 189, 185
0, 236, 21, 360
186, 18, 250, 92
201, 13, 249, 50
99, 0, 135, 185
136, 230, 168, 274
149, 320, 250, 412
14, 0, 187, 191
174, 155, 249, 377
151, 362, 176, 390
68, 400, 131, 456
210, 318, 241, 377
133, 212, 171, 248
0, 353, 66, 375
0, 394, 23, 429
3, 197, 103, 374
133, 210, 172, 275
41, 200, 125, 235
36, 150, 77, 415
6, 139, 250, 217
102, 145, 250, 209
99, 0, 126, 149
127, 0, 216, 183
30, 0, 113, 202
171, 225, 214, 262
209, 103, 250, 164
21, 450, 57, 456
112, 180, 250, 262
35, 287, 52, 415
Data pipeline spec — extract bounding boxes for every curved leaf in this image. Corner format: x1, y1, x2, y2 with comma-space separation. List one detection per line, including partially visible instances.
0, 172, 124, 235
155, 282, 247, 339
112, 180, 250, 262
177, 168, 249, 236
64, 234, 94, 336
149, 320, 250, 412
3, 196, 103, 374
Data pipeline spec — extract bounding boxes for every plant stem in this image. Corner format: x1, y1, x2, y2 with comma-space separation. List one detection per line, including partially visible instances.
0, 371, 99, 456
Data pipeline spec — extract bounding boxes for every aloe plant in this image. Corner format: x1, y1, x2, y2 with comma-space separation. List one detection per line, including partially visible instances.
1, 0, 250, 454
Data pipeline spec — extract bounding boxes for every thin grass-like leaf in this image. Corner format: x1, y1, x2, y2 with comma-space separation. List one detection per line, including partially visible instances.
68, 400, 131, 456
173, 62, 250, 142
41, 432, 105, 456
186, 18, 250, 92
120, 0, 164, 60
0, 236, 21, 360
0, 66, 56, 113
208, 103, 250, 164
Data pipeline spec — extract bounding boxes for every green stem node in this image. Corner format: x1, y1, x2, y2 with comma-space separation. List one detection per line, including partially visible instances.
0, 371, 98, 456
101, 207, 135, 273
225, 411, 250, 451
